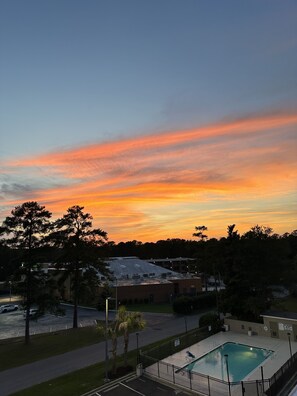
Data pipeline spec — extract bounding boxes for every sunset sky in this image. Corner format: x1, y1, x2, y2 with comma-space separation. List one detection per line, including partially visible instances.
1, 1, 297, 242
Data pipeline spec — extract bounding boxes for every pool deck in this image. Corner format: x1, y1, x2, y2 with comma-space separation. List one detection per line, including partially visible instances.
162, 330, 296, 382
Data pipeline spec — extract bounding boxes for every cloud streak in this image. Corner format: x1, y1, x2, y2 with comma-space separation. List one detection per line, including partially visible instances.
1, 112, 297, 241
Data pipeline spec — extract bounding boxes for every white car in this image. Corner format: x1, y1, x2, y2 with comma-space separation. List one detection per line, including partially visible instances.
0, 304, 19, 313
23, 308, 39, 318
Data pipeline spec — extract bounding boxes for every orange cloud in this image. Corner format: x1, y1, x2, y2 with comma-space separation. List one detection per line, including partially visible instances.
2, 112, 297, 241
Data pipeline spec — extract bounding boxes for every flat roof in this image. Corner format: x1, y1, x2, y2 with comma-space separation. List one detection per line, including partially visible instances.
106, 257, 184, 280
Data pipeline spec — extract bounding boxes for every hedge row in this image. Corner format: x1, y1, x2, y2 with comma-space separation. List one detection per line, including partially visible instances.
172, 292, 217, 314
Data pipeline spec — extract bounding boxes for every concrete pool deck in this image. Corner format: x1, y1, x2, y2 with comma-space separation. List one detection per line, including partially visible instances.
144, 330, 297, 395
162, 331, 296, 381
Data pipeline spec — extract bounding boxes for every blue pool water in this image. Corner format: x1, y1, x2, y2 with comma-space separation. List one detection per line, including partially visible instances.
185, 342, 273, 382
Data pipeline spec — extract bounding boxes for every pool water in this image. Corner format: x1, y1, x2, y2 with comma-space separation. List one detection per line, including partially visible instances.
185, 342, 273, 382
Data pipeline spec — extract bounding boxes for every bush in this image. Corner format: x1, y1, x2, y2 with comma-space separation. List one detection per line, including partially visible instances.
172, 296, 194, 314
199, 312, 221, 331
172, 292, 217, 315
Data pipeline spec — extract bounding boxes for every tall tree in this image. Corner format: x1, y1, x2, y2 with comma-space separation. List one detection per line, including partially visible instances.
220, 224, 283, 320
193, 225, 208, 290
49, 205, 108, 328
0, 202, 52, 344
193, 225, 208, 242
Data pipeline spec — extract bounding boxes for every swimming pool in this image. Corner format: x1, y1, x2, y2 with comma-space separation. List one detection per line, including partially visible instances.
185, 342, 274, 382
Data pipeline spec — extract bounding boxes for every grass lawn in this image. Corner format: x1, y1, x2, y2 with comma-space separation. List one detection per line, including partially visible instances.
0, 326, 103, 371
10, 355, 136, 396
126, 303, 173, 314
9, 335, 178, 396
0, 302, 173, 372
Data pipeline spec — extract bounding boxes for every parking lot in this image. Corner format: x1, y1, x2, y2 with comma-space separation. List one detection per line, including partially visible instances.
87, 376, 195, 396
0, 301, 107, 339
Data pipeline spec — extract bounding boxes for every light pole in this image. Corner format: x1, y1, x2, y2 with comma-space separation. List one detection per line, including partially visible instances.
9, 281, 12, 302
224, 354, 231, 396
136, 332, 139, 364
104, 297, 110, 382
115, 278, 118, 313
287, 333, 292, 359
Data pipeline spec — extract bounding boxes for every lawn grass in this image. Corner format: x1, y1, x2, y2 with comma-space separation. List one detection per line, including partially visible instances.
10, 360, 114, 396
0, 302, 173, 372
0, 326, 103, 371
9, 336, 172, 396
126, 303, 173, 314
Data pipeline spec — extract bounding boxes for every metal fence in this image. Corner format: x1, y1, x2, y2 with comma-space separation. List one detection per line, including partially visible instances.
139, 327, 297, 396
266, 350, 297, 396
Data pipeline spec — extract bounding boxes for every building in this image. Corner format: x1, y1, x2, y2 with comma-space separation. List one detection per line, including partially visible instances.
41, 257, 202, 305
101, 257, 202, 304
147, 257, 196, 274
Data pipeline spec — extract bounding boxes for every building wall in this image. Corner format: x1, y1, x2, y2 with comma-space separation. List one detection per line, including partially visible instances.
173, 277, 202, 295
263, 317, 297, 342
224, 318, 268, 337
115, 277, 202, 304
114, 283, 174, 303
47, 268, 202, 304
224, 317, 297, 342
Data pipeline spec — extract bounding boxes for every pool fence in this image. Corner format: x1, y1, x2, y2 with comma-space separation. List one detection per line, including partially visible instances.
139, 327, 297, 396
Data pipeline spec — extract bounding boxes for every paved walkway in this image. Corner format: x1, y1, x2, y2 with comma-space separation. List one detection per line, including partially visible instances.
0, 313, 203, 396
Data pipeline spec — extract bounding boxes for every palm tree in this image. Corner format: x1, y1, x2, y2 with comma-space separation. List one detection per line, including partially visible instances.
117, 306, 145, 367
97, 305, 145, 374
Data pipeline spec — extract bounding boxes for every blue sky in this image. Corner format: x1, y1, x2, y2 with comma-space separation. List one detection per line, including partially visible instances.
1, 1, 297, 241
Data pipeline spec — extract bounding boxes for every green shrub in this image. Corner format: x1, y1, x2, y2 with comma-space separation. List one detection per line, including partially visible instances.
172, 292, 217, 315
172, 296, 194, 314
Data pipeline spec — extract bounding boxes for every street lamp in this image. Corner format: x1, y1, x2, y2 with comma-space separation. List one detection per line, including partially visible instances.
136, 332, 139, 364
115, 278, 118, 313
224, 354, 231, 396
287, 333, 292, 359
9, 281, 12, 302
104, 297, 110, 382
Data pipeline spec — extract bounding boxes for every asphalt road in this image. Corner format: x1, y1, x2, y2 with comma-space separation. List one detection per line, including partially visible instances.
0, 308, 204, 396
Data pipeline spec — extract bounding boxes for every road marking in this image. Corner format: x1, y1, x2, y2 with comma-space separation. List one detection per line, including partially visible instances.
105, 385, 119, 393
120, 382, 146, 395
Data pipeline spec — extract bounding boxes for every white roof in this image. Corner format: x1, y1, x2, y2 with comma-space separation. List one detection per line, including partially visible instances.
105, 256, 183, 280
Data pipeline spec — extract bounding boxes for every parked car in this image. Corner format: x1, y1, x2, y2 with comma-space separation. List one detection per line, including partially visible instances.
0, 304, 19, 313
23, 308, 39, 318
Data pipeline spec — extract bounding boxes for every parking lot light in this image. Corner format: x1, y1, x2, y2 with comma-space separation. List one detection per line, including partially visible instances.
104, 297, 110, 382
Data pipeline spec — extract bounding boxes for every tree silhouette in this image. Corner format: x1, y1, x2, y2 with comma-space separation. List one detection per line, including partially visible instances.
193, 225, 208, 241
49, 205, 108, 328
0, 202, 52, 344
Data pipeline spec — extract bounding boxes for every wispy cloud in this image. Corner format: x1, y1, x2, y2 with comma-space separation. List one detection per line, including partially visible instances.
1, 112, 297, 241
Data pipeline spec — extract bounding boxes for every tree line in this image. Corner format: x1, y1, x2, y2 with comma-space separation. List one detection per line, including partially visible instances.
0, 202, 108, 344
1, 201, 297, 342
